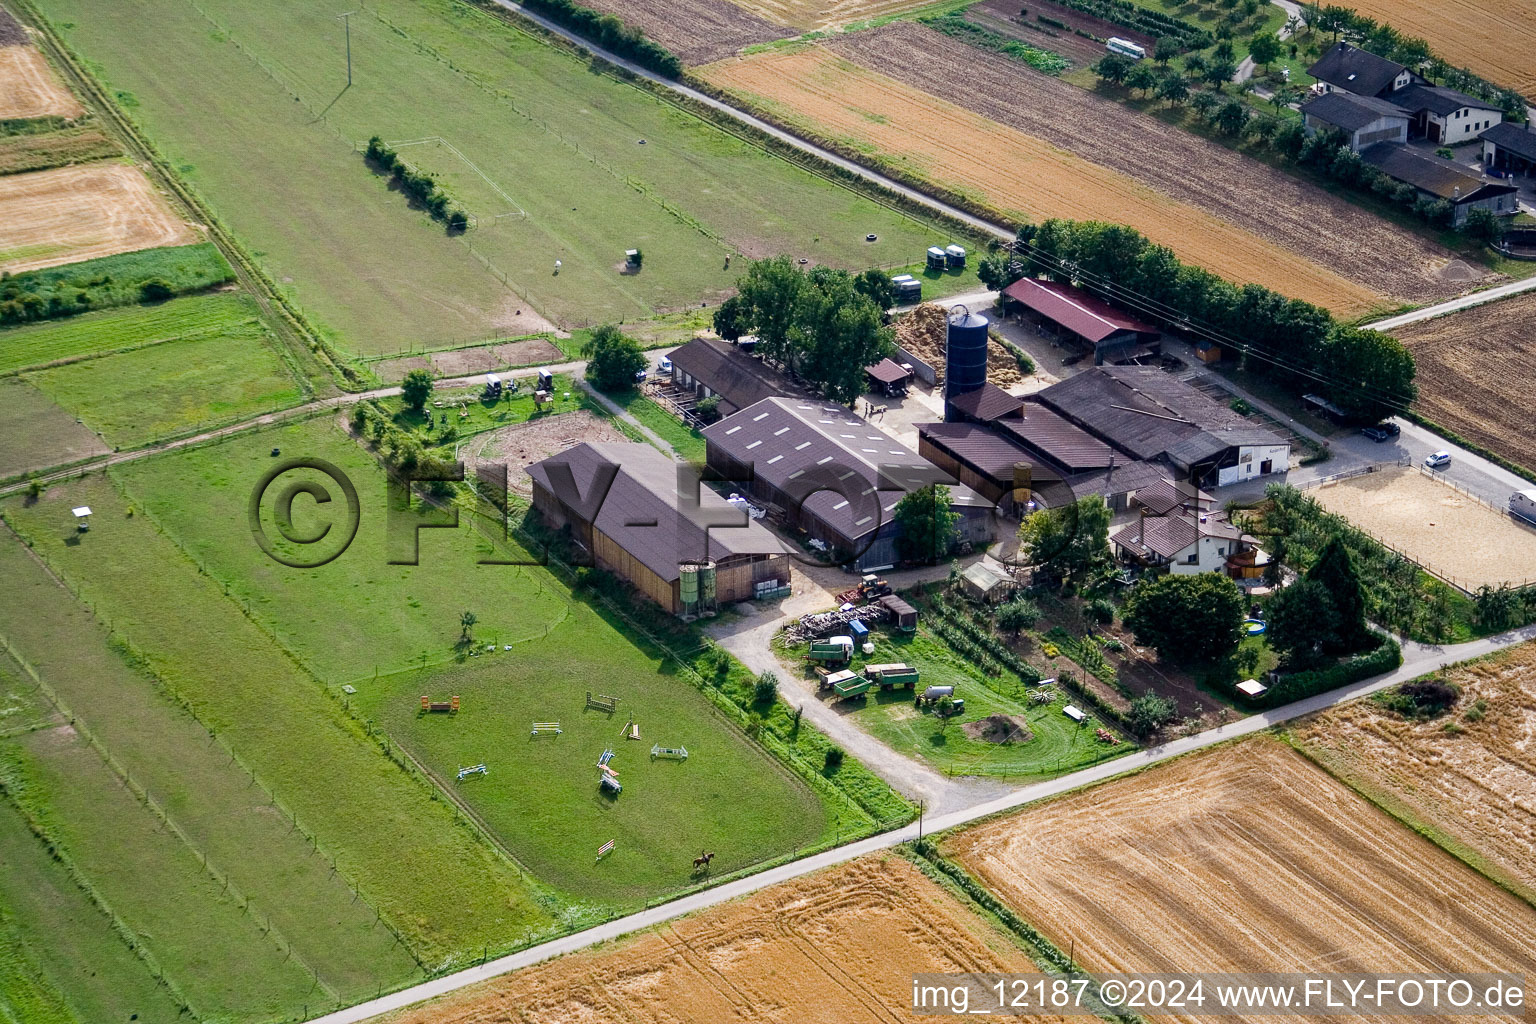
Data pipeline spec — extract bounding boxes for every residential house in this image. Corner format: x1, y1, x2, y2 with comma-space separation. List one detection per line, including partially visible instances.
1110, 506, 1266, 577
1307, 41, 1418, 99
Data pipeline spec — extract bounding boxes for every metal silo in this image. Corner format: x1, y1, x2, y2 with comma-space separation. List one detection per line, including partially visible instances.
944, 304, 989, 421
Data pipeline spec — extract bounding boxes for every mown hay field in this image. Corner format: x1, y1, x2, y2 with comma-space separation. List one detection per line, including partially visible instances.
1392, 293, 1536, 474
829, 23, 1483, 308
947, 737, 1536, 1024
0, 375, 106, 478
1294, 641, 1536, 902
0, 44, 81, 119
699, 46, 1386, 316
374, 855, 1070, 1024
0, 162, 196, 274
1329, 0, 1536, 95
0, 291, 260, 374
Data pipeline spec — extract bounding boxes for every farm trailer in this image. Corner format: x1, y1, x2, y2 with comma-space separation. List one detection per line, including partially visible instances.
805, 636, 854, 666
822, 669, 872, 700
864, 663, 919, 689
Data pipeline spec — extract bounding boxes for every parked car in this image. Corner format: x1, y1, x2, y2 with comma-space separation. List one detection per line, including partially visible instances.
1361, 422, 1400, 442
1424, 451, 1452, 469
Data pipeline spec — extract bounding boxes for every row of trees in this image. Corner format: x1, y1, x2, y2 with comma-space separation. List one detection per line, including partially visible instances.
712, 257, 896, 404
510, 0, 683, 78
977, 220, 1415, 422
364, 137, 469, 233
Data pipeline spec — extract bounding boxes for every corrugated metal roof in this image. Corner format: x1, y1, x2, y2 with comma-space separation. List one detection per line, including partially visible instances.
526, 441, 784, 582
947, 382, 1024, 422
920, 421, 1034, 477
1301, 91, 1409, 132
1002, 277, 1158, 344
865, 357, 912, 384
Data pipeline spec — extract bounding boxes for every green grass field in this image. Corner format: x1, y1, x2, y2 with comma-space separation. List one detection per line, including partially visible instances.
799, 626, 1135, 777
36, 0, 967, 356
0, 377, 106, 479
381, 374, 583, 447
0, 292, 261, 374
606, 390, 707, 462
0, 660, 57, 740
25, 323, 305, 448
0, 244, 233, 326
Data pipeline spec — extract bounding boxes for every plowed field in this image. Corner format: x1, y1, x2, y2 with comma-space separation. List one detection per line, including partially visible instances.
374, 855, 1068, 1024
578, 0, 789, 64
828, 23, 1479, 308
1295, 641, 1536, 900
725, 0, 942, 31
947, 738, 1536, 1024
1392, 293, 1536, 473
0, 162, 196, 273
700, 46, 1386, 316
0, 44, 82, 119
1330, 0, 1536, 95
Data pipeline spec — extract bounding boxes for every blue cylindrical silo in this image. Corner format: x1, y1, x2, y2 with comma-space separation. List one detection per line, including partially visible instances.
944, 306, 989, 421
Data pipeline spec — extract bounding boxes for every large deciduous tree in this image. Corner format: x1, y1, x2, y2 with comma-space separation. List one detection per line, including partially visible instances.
1018, 496, 1111, 586
582, 323, 647, 392
893, 484, 960, 564
1123, 572, 1246, 664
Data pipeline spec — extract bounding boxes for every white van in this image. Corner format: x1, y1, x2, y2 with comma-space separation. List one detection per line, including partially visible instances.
1511, 490, 1536, 526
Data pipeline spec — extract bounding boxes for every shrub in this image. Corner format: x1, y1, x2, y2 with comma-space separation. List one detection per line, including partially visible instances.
1125, 693, 1178, 737
753, 670, 779, 706
824, 745, 845, 770
138, 277, 174, 302
1378, 678, 1459, 719
694, 394, 723, 425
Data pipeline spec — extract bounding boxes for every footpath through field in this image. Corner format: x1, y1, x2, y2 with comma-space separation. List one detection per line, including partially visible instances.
306, 617, 1536, 1024
1365, 274, 1536, 332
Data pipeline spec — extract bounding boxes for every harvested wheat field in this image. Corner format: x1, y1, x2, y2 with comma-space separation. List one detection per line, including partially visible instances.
0, 162, 196, 273
701, 47, 1383, 316
1311, 466, 1536, 589
947, 737, 1536, 1024
1331, 0, 1536, 95
829, 23, 1481, 307
726, 0, 941, 31
1392, 293, 1536, 473
0, 43, 81, 120
1295, 640, 1536, 901
373, 855, 1067, 1024
578, 0, 789, 64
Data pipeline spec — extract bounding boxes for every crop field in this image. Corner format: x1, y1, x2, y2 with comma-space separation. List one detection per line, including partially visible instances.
577, 0, 790, 64
377, 855, 1068, 1024
825, 23, 1478, 308
1330, 0, 1536, 94
1311, 466, 1536, 590
35, 0, 963, 357
0, 43, 81, 119
1, 476, 554, 969
0, 291, 260, 374
1391, 293, 1536, 474
1295, 641, 1536, 901
726, 0, 946, 31
0, 376, 106, 478
25, 322, 304, 448
0, 124, 117, 176
0, 162, 196, 273
700, 45, 1387, 316
966, 0, 1143, 65
947, 737, 1536, 1015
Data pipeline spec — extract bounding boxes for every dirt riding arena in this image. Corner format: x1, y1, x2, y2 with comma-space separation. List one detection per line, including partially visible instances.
827, 23, 1481, 308
1311, 466, 1536, 590
701, 46, 1383, 316
1329, 0, 1536, 94
1295, 640, 1536, 900
467, 409, 629, 496
577, 0, 789, 64
374, 855, 1067, 1024
0, 162, 197, 273
1393, 293, 1536, 474
947, 738, 1536, 1023
0, 43, 83, 120
373, 337, 564, 383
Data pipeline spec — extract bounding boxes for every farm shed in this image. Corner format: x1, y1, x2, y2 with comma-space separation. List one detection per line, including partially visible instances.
879, 593, 918, 631
702, 397, 995, 571
526, 441, 787, 615
1307, 42, 1417, 99
1391, 84, 1503, 145
1359, 143, 1519, 225
1001, 277, 1160, 365
1483, 122, 1536, 177
1036, 367, 1289, 489
1301, 92, 1410, 152
667, 336, 797, 417
864, 357, 913, 397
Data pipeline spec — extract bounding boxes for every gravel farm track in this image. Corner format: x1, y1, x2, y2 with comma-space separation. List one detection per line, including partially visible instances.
0, 162, 198, 273
1326, 0, 1536, 95
827, 22, 1489, 308
1392, 292, 1536, 475
702, 43, 1396, 316
0, 42, 82, 119
373, 856, 1071, 1024
1295, 641, 1536, 903
576, 0, 790, 64
946, 737, 1536, 1024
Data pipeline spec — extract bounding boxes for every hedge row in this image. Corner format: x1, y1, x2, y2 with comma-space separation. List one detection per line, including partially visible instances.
1255, 633, 1401, 707
364, 136, 468, 232
501, 0, 682, 78
0, 243, 234, 327
1054, 0, 1207, 47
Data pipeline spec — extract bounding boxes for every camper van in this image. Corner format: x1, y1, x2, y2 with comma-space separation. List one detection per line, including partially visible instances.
1106, 37, 1146, 59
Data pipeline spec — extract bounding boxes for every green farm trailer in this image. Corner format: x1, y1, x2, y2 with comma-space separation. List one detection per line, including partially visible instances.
825, 669, 872, 699
805, 636, 854, 666
865, 662, 919, 689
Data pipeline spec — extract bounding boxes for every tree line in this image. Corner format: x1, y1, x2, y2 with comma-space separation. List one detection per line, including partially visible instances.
364, 137, 469, 233
977, 219, 1415, 422
712, 257, 896, 405
501, 0, 683, 78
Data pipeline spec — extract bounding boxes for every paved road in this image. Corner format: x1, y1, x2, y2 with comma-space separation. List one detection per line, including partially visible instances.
1365, 274, 1536, 332
306, 617, 1536, 1024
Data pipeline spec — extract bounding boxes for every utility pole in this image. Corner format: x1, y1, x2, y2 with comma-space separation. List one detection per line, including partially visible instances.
338, 11, 357, 86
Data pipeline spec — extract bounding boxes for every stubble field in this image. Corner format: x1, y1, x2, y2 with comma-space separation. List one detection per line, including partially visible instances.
828, 23, 1481, 308
1294, 641, 1536, 901
374, 855, 1067, 1024
947, 738, 1536, 1024
699, 46, 1386, 316
1392, 293, 1536, 473
1327, 0, 1536, 94
0, 162, 196, 273
723, 0, 946, 31
1311, 466, 1536, 589
0, 43, 81, 119
576, 0, 789, 64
